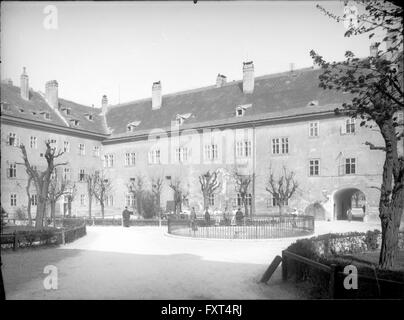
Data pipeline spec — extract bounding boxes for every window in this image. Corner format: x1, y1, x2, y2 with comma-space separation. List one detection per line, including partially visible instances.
63, 141, 70, 153
236, 193, 252, 206
176, 117, 184, 126
272, 137, 289, 154
86, 114, 93, 121
175, 147, 188, 162
44, 112, 51, 120
204, 144, 218, 161
125, 152, 136, 166
78, 143, 85, 155
106, 195, 114, 207
236, 140, 251, 158
31, 194, 38, 206
266, 197, 278, 208
63, 168, 71, 180
109, 154, 114, 167
70, 119, 80, 126
79, 169, 86, 182
10, 194, 17, 207
93, 146, 100, 157
50, 168, 57, 180
80, 194, 85, 206
341, 118, 356, 134
148, 149, 161, 164
126, 194, 135, 207
8, 163, 17, 178
30, 136, 37, 149
104, 154, 114, 167
8, 133, 19, 146
309, 122, 319, 137
345, 158, 356, 175
309, 159, 320, 176
65, 108, 71, 115
209, 194, 215, 206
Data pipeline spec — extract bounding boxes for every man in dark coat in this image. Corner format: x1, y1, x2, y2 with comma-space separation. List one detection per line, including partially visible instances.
235, 207, 244, 225
204, 210, 210, 225
122, 206, 131, 227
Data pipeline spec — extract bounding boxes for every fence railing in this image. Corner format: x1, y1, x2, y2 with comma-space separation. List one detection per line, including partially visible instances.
167, 215, 315, 239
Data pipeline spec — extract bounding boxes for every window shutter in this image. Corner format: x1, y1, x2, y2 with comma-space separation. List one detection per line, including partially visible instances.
6, 167, 10, 178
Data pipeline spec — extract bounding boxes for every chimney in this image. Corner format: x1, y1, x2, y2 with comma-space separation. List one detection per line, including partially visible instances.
242, 61, 254, 94
152, 81, 162, 110
216, 74, 227, 88
290, 62, 295, 72
101, 95, 108, 115
20, 67, 29, 100
45, 80, 58, 109
370, 42, 378, 57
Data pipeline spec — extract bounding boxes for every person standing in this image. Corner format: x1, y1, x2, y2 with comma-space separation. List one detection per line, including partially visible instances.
122, 206, 131, 227
235, 207, 243, 226
204, 209, 210, 226
347, 208, 352, 222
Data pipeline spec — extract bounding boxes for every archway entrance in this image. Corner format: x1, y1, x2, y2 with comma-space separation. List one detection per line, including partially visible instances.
333, 188, 366, 221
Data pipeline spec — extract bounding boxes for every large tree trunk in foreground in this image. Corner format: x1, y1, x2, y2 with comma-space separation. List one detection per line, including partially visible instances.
379, 191, 404, 269
35, 197, 46, 229
88, 195, 92, 218
378, 120, 404, 270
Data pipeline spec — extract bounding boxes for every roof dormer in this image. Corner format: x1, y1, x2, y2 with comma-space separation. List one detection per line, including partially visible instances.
70, 119, 80, 126
236, 104, 252, 117
40, 111, 51, 120
175, 113, 192, 126
127, 121, 141, 132
84, 113, 94, 121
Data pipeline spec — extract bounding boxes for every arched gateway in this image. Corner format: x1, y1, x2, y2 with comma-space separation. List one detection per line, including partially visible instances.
333, 187, 367, 221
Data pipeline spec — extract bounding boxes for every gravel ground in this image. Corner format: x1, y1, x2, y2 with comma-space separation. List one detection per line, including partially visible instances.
1, 221, 380, 300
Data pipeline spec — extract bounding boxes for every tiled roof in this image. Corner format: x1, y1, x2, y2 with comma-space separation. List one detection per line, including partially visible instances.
105, 67, 353, 138
1, 66, 354, 140
0, 83, 108, 135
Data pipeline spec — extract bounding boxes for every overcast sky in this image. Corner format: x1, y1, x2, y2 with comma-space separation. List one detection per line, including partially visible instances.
1, 1, 380, 107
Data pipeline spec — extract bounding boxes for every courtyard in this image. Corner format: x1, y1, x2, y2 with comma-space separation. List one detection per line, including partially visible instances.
1, 220, 380, 300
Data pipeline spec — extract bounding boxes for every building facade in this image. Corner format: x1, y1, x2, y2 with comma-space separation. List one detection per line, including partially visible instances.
1, 61, 402, 223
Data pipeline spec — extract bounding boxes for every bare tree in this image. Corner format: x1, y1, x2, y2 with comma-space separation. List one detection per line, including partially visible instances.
265, 166, 298, 215
47, 171, 75, 226
231, 167, 253, 217
169, 177, 189, 214
127, 175, 145, 216
86, 172, 98, 218
199, 170, 221, 211
18, 141, 67, 228
17, 177, 33, 226
93, 171, 113, 218
151, 176, 164, 218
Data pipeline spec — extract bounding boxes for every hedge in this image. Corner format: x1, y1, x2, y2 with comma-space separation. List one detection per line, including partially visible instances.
285, 230, 404, 299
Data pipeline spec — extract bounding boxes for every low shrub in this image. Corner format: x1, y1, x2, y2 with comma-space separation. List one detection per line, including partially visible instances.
285, 231, 404, 299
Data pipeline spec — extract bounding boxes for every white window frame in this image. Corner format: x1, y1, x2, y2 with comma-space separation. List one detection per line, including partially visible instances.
30, 136, 37, 149
309, 122, 319, 137
309, 159, 320, 176
10, 193, 17, 207
78, 143, 85, 156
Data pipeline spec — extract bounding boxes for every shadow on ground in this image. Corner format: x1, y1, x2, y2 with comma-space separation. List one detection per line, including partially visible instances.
1, 247, 305, 300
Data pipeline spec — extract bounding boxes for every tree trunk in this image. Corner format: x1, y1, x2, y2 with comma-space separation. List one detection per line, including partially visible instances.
50, 201, 56, 227
377, 120, 403, 269
68, 199, 72, 216
101, 203, 105, 219
379, 191, 404, 269
88, 195, 92, 218
203, 191, 209, 211
35, 198, 46, 229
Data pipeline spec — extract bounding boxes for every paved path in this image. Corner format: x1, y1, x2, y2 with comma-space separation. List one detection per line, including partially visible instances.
1, 221, 380, 300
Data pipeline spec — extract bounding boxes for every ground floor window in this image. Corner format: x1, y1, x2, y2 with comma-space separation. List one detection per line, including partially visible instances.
10, 194, 17, 206
30, 194, 38, 206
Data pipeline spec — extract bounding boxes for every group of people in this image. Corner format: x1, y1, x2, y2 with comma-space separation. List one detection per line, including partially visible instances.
190, 206, 246, 227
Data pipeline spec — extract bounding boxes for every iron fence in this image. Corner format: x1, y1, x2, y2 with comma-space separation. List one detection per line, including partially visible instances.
167, 215, 315, 239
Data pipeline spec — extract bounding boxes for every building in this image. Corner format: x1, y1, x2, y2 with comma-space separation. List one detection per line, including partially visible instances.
1, 59, 402, 223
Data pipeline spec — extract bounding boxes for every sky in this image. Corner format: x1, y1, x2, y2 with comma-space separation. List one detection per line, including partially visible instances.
1, 1, 381, 107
